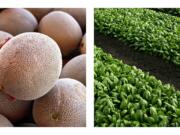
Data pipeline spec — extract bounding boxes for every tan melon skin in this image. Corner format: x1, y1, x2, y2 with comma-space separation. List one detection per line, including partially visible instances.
80, 34, 86, 54
25, 8, 53, 22
33, 78, 86, 127
38, 11, 82, 57
0, 31, 13, 48
0, 31, 13, 42
60, 54, 86, 85
0, 91, 32, 123
0, 32, 62, 100
0, 8, 38, 36
53, 8, 86, 33
0, 114, 13, 127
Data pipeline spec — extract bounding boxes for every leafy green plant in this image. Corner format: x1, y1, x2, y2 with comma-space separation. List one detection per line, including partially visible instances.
95, 8, 180, 66
94, 46, 180, 127
151, 8, 180, 17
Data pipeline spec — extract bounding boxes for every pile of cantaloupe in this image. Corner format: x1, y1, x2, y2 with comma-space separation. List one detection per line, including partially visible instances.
0, 8, 86, 127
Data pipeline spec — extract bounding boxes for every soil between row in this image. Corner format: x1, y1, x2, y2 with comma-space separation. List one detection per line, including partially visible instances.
95, 31, 180, 90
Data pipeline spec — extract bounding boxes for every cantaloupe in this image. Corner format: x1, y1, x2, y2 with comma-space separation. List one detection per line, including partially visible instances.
0, 32, 62, 100
0, 114, 13, 127
0, 91, 32, 123
53, 8, 86, 33
0, 31, 13, 42
0, 8, 38, 35
0, 31, 13, 48
80, 34, 86, 54
60, 54, 86, 85
38, 11, 82, 57
26, 8, 53, 22
33, 78, 86, 127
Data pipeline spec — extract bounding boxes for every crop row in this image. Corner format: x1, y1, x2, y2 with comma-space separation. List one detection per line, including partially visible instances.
94, 46, 180, 127
151, 8, 180, 17
95, 8, 180, 66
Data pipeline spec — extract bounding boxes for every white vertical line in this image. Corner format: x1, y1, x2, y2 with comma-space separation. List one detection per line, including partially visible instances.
86, 4, 94, 128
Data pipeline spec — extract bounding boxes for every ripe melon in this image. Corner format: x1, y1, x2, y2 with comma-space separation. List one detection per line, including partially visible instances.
80, 34, 86, 54
0, 32, 62, 100
38, 11, 82, 57
0, 8, 38, 35
0, 31, 13, 48
60, 54, 86, 85
0, 91, 32, 123
0, 114, 13, 127
53, 8, 86, 33
33, 78, 86, 127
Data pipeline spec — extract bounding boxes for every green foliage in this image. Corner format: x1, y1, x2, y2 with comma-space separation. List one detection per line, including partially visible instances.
94, 46, 180, 127
151, 8, 180, 17
95, 8, 180, 66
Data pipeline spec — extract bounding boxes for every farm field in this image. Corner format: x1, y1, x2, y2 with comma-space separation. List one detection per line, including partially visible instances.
95, 8, 180, 66
94, 8, 180, 127
151, 8, 180, 17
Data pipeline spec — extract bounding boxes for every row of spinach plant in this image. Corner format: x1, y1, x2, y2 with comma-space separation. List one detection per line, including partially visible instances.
151, 8, 180, 17
95, 46, 180, 127
95, 8, 180, 66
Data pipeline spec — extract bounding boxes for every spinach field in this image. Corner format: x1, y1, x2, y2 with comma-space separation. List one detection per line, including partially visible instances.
94, 8, 180, 127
